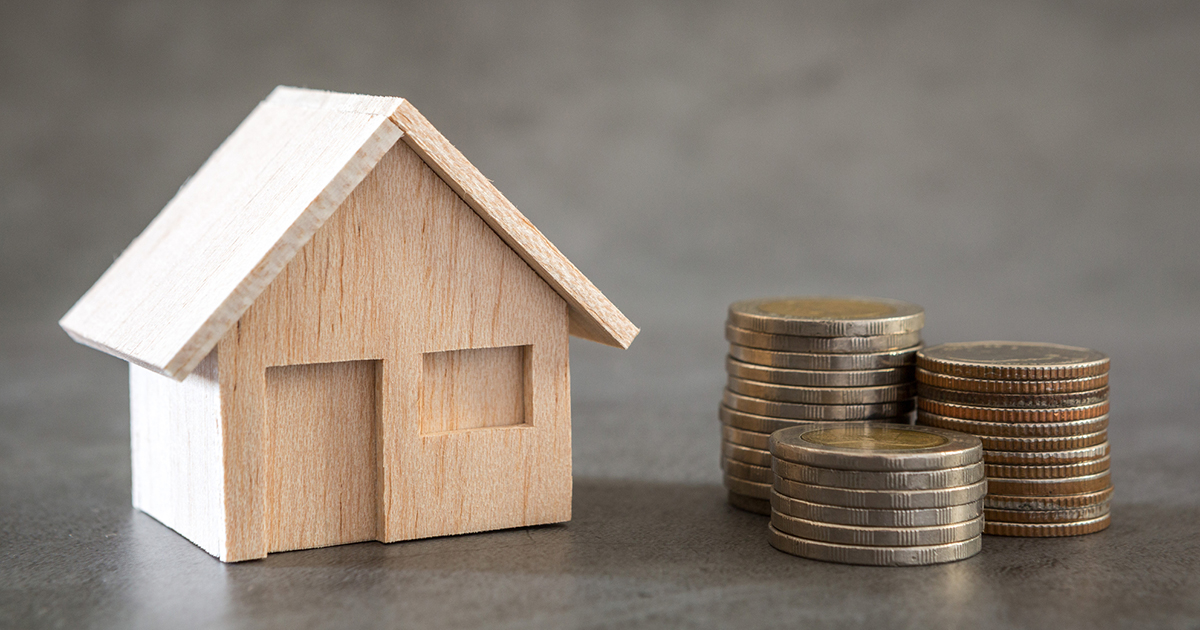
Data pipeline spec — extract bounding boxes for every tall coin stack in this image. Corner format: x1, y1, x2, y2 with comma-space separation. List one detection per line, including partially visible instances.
767, 423, 986, 566
915, 342, 1112, 537
720, 297, 925, 515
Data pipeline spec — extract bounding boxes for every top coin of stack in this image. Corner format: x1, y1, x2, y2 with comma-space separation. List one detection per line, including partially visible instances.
720, 296, 925, 515
767, 422, 985, 566
915, 342, 1112, 537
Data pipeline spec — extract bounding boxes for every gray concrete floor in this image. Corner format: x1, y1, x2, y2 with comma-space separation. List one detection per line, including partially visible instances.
2, 1, 1199, 628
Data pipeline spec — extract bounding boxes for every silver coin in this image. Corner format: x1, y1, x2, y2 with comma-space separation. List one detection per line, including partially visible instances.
727, 296, 925, 337
721, 440, 772, 467
727, 325, 922, 354
982, 442, 1110, 466
984, 487, 1113, 511
774, 477, 988, 509
983, 514, 1111, 537
724, 390, 914, 421
917, 383, 1109, 410
720, 424, 772, 450
727, 491, 772, 516
771, 512, 984, 546
726, 356, 914, 387
917, 410, 1109, 438
974, 430, 1109, 453
917, 341, 1109, 381
771, 459, 985, 491
727, 376, 916, 405
720, 404, 824, 433
723, 474, 772, 499
769, 422, 982, 471
985, 455, 1111, 480
771, 491, 983, 527
720, 404, 911, 434
984, 501, 1111, 524
985, 471, 1112, 497
768, 526, 982, 566
722, 458, 773, 483
729, 343, 921, 370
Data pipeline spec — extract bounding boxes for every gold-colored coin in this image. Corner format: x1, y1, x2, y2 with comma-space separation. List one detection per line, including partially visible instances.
917, 398, 1109, 423
721, 440, 772, 467
729, 343, 921, 370
726, 356, 914, 387
719, 405, 825, 434
768, 526, 982, 566
720, 424, 772, 450
771, 491, 983, 527
984, 486, 1113, 511
727, 325, 922, 354
723, 474, 771, 499
985, 455, 1110, 479
982, 442, 1109, 465
724, 390, 914, 421
727, 376, 916, 405
984, 502, 1110, 524
917, 383, 1109, 409
917, 342, 1109, 381
975, 430, 1108, 453
727, 491, 771, 516
983, 514, 1111, 537
727, 296, 925, 337
772, 459, 985, 490
774, 477, 988, 509
985, 471, 1111, 496
916, 369, 1108, 394
917, 410, 1108, 437
769, 422, 982, 471
771, 512, 984, 547
721, 458, 773, 483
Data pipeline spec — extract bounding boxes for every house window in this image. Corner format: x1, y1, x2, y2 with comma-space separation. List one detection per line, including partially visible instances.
419, 345, 531, 434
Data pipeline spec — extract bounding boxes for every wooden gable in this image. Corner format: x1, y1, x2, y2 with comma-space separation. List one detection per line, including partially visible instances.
61, 87, 638, 381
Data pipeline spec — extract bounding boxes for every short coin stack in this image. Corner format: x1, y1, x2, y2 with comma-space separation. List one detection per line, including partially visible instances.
767, 423, 985, 566
916, 342, 1112, 537
720, 296, 925, 515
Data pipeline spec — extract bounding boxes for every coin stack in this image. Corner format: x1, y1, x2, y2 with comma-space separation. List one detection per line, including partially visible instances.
915, 342, 1112, 537
720, 296, 925, 515
767, 423, 985, 566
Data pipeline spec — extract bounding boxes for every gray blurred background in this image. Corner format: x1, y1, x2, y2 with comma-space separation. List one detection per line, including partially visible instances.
2, 1, 1198, 628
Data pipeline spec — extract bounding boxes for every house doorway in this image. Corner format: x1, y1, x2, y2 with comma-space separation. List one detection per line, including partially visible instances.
264, 359, 381, 552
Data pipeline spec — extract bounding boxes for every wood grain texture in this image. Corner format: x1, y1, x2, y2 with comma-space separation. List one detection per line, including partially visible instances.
60, 90, 403, 380
130, 351, 226, 558
387, 98, 639, 350
60, 86, 636, 383
265, 360, 380, 553
420, 346, 529, 434
218, 139, 571, 561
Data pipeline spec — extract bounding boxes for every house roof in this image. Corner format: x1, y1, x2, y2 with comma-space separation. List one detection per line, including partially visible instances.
60, 87, 638, 380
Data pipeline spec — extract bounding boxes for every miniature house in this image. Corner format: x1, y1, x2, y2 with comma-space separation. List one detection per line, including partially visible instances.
59, 87, 638, 562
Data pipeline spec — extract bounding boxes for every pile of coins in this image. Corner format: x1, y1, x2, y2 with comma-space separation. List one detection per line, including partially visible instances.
916, 342, 1112, 537
767, 423, 985, 566
720, 297, 926, 515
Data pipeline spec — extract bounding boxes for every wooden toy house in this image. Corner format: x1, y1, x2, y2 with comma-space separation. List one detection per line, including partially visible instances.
59, 87, 638, 562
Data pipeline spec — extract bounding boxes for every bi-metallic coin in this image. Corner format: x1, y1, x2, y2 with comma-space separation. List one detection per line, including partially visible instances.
727, 356, 914, 387
729, 344, 921, 371
917, 341, 1109, 381
770, 491, 983, 527
727, 325, 921, 354
727, 296, 925, 337
768, 422, 982, 471
768, 526, 981, 566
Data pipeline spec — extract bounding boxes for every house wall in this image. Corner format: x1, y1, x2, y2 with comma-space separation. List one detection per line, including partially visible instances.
130, 350, 226, 558
215, 139, 571, 561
